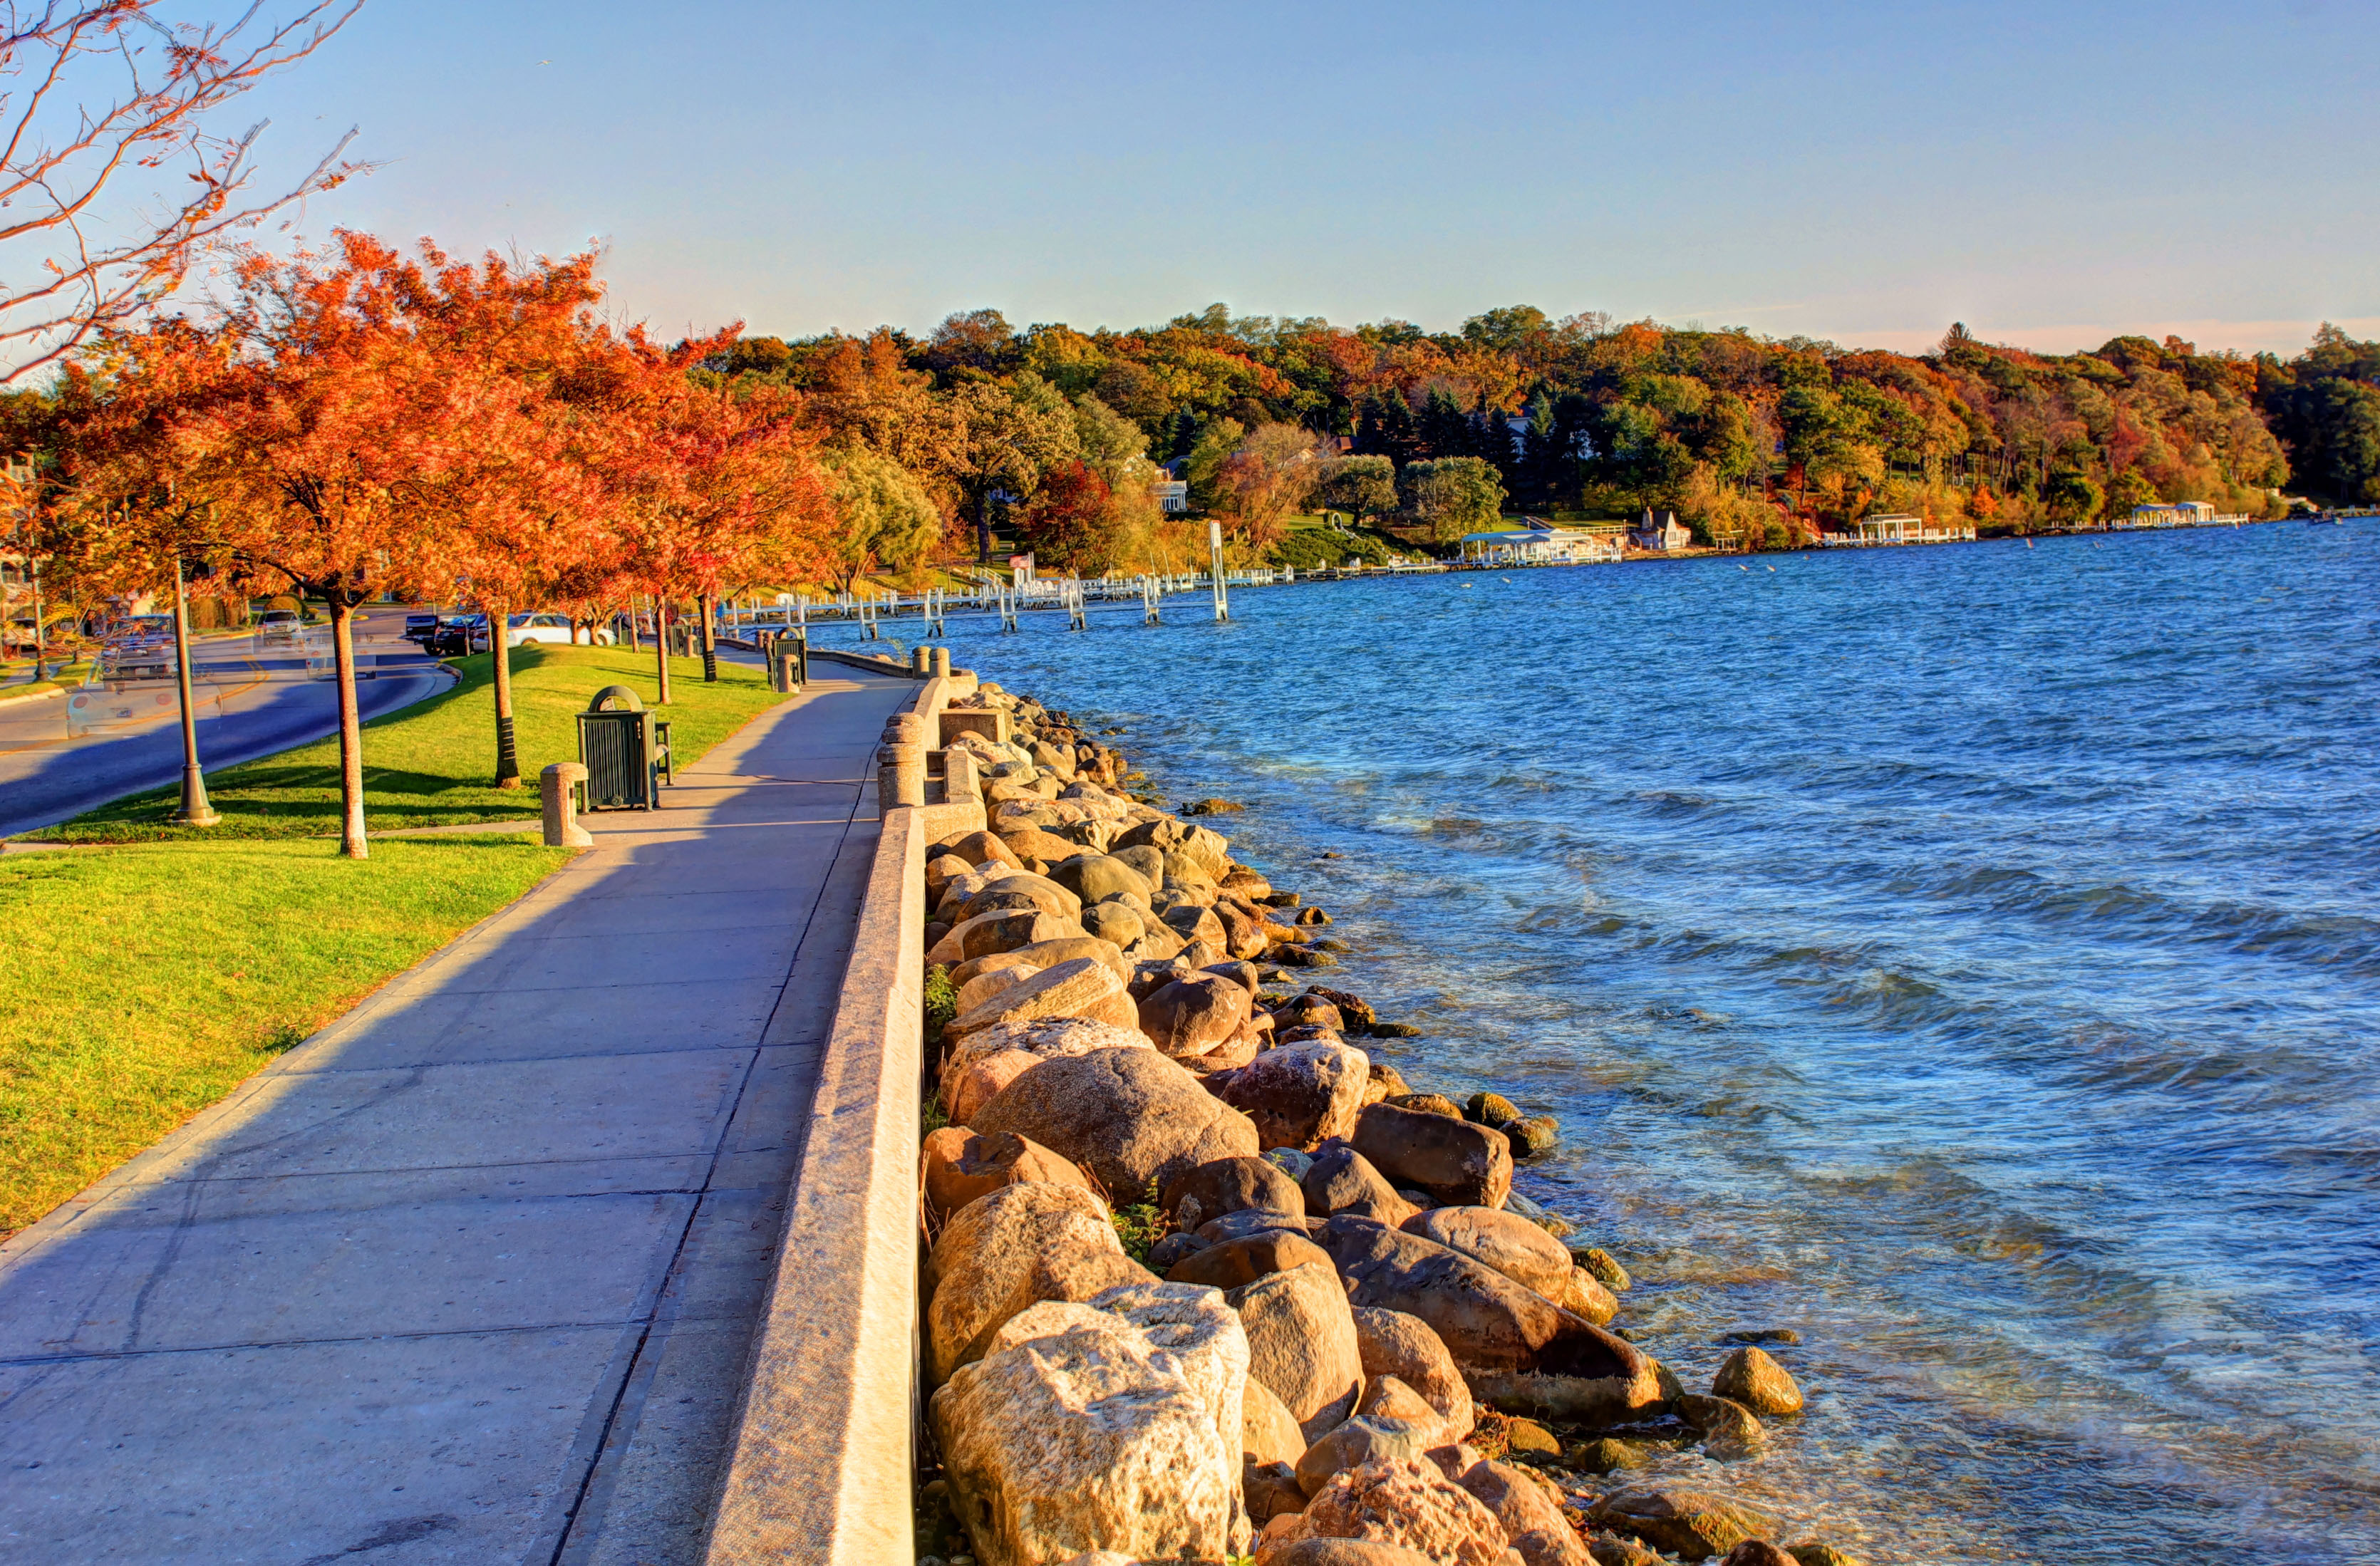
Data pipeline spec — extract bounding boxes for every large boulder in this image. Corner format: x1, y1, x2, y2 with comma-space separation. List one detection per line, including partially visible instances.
955, 963, 1038, 1016
939, 1015, 1150, 1104
974, 1047, 1261, 1201
1351, 1104, 1513, 1209
1280, 1457, 1510, 1566
1114, 816, 1232, 878
1712, 1347, 1804, 1416
931, 1306, 1241, 1566
921, 1129, 1096, 1220
1168, 1230, 1335, 1291
1222, 1041, 1371, 1151
1460, 1461, 1585, 1565
943, 957, 1138, 1043
1161, 1155, 1304, 1230
944, 1049, 1040, 1127
940, 829, 1023, 873
998, 824, 1087, 866
1005, 934, 1132, 983
1243, 1371, 1308, 1467
1301, 1144, 1419, 1227
1080, 901, 1146, 950
1161, 901, 1229, 950
1211, 898, 1273, 961
1262, 1542, 1439, 1566
1588, 1488, 1773, 1562
1350, 1305, 1474, 1439
955, 871, 1083, 924
1110, 843, 1166, 887
927, 907, 1080, 968
1293, 1414, 1441, 1498
1402, 1207, 1575, 1299
1227, 1255, 1366, 1442
921, 1181, 1152, 1384
1051, 852, 1155, 907
1315, 1216, 1650, 1384
1138, 972, 1255, 1059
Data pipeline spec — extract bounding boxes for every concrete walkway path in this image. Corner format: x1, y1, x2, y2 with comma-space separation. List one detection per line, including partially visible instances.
0, 669, 916, 1565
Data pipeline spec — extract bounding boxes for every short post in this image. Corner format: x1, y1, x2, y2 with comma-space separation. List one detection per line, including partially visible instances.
930, 645, 950, 678
911, 645, 931, 676
876, 712, 926, 813
943, 745, 980, 805
542, 762, 594, 847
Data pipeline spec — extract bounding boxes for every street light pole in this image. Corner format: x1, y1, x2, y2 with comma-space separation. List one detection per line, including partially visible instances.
169, 554, 219, 827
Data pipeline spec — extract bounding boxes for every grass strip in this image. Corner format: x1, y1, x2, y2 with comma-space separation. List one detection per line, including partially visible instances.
0, 836, 572, 1237
23, 644, 781, 842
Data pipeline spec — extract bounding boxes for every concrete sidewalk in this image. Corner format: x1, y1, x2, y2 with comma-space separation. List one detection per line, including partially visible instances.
0, 669, 917, 1565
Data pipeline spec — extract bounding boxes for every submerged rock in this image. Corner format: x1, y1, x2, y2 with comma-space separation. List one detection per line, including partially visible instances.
1712, 1345, 1805, 1416
1589, 1487, 1773, 1562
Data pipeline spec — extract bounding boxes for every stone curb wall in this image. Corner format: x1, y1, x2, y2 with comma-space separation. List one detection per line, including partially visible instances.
704, 674, 983, 1566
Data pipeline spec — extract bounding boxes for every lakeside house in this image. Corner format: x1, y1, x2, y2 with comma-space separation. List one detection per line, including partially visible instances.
1459, 516, 1623, 564
1152, 478, 1188, 513
1630, 509, 1692, 551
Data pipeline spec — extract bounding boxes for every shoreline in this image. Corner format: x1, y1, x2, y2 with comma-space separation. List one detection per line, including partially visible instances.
908, 676, 1866, 1566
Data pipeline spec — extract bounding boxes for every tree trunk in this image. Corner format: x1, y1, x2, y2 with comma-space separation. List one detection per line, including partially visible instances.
655, 597, 672, 705
976, 491, 991, 564
329, 596, 368, 860
698, 591, 718, 683
491, 597, 520, 789
628, 597, 643, 653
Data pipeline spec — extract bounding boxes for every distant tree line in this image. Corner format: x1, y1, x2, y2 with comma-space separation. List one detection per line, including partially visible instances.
704, 304, 2375, 560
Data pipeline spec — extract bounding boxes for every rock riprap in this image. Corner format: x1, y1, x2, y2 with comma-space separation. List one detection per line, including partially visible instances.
912, 678, 1880, 1565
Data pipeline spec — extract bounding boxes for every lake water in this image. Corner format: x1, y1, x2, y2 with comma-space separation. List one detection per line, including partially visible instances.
870, 522, 2380, 1563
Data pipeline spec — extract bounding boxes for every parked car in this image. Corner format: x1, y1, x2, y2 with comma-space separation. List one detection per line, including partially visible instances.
428, 614, 482, 657
401, 611, 443, 645
254, 608, 305, 645
492, 612, 614, 649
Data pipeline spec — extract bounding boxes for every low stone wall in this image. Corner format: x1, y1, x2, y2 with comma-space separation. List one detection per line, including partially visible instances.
704, 680, 984, 1566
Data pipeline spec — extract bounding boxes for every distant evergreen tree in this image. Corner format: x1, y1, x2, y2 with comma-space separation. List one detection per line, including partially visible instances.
1419, 388, 1469, 459
1471, 395, 1513, 478
1355, 393, 1420, 466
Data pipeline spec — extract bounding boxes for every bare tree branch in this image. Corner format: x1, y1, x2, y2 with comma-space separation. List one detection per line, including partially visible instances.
0, 1, 368, 382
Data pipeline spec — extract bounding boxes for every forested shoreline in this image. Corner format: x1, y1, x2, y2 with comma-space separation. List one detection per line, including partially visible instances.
710, 307, 2380, 566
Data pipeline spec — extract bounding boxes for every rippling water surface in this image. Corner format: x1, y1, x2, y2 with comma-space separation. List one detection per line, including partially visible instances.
877, 523, 2379, 1562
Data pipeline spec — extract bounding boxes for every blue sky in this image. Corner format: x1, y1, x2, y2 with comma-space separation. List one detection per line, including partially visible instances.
219, 0, 2377, 356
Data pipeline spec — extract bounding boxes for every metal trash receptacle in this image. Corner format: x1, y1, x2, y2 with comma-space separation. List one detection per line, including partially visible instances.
576, 684, 673, 809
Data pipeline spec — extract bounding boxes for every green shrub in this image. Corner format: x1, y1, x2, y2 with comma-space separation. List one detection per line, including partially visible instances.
1111, 1179, 1166, 1263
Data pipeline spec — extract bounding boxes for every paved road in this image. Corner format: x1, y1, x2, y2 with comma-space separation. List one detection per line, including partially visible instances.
0, 667, 914, 1565
0, 608, 446, 838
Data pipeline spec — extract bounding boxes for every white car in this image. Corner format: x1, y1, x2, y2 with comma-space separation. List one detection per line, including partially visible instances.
497, 612, 614, 648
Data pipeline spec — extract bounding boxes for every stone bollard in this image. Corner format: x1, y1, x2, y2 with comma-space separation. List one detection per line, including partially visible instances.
931, 645, 951, 678
541, 762, 594, 847
911, 645, 931, 676
877, 740, 926, 814
943, 745, 981, 805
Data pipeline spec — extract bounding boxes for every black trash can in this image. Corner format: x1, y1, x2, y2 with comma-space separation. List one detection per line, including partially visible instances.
576, 685, 673, 809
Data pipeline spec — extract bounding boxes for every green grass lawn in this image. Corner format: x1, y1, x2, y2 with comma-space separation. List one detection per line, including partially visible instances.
0, 836, 573, 1237
0, 645, 797, 1237
24, 644, 783, 843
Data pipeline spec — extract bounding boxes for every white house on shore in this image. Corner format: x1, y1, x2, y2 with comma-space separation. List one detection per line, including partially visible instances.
1630, 509, 1692, 551
1828, 512, 1977, 546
